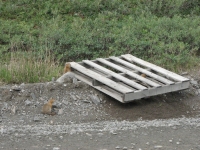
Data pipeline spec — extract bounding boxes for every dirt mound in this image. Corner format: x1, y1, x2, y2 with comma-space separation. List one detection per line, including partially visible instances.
0, 75, 200, 125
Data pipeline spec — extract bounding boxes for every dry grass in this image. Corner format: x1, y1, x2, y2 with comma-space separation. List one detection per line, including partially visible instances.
0, 52, 62, 84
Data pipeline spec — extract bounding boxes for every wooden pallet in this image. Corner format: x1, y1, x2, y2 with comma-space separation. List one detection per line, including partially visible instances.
64, 54, 190, 103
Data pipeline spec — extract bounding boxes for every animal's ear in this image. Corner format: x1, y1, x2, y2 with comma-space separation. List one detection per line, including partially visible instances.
49, 97, 54, 102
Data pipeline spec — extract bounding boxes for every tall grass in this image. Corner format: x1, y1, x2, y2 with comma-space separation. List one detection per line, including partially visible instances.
0, 51, 62, 84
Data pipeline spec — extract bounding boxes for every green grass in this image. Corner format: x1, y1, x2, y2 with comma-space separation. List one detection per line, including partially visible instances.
0, 0, 200, 83
0, 52, 62, 83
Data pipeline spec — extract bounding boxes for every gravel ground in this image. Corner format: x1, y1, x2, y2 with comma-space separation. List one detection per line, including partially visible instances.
0, 72, 200, 150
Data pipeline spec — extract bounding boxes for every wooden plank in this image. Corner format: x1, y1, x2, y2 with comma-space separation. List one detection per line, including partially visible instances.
73, 71, 124, 103
70, 62, 133, 93
96, 58, 161, 88
124, 81, 190, 102
82, 60, 147, 90
110, 56, 174, 85
122, 54, 189, 82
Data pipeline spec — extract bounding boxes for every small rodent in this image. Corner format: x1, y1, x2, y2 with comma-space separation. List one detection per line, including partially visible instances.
42, 98, 56, 115
63, 63, 71, 74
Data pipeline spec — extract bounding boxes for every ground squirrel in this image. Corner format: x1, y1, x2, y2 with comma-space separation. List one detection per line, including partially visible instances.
42, 98, 56, 115
63, 63, 71, 74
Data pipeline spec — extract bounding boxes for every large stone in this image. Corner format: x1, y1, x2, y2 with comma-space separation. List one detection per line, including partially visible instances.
11, 85, 21, 91
90, 94, 101, 105
190, 80, 198, 85
56, 72, 75, 83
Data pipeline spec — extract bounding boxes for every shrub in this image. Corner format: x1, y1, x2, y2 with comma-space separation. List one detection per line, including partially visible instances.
1, 0, 200, 83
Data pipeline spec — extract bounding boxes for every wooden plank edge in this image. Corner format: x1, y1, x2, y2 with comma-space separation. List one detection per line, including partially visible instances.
73, 72, 125, 103
82, 59, 147, 90
112, 56, 174, 85
123, 54, 190, 82
123, 81, 190, 102
70, 62, 133, 93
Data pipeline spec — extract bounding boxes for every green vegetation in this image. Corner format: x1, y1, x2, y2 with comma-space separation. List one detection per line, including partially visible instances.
0, 0, 200, 83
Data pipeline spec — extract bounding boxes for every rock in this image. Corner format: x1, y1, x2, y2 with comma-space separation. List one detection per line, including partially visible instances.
1, 102, 9, 111
25, 100, 32, 106
181, 72, 188, 75
4, 95, 12, 101
172, 126, 177, 130
122, 147, 128, 150
20, 83, 25, 86
195, 90, 199, 95
50, 120, 54, 124
197, 89, 200, 95
97, 133, 103, 136
11, 85, 21, 91
76, 95, 80, 99
33, 116, 40, 122
56, 72, 75, 83
110, 131, 117, 135
73, 78, 78, 84
82, 100, 91, 103
53, 147, 60, 150
62, 100, 68, 106
1, 127, 4, 134
52, 77, 55, 82
10, 105, 16, 115
86, 133, 92, 137
154, 145, 163, 149
70, 94, 77, 101
190, 80, 198, 85
34, 101, 40, 107
30, 93, 36, 100
73, 79, 87, 88
58, 108, 63, 115
90, 94, 100, 105
115, 146, 120, 149
54, 101, 62, 108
